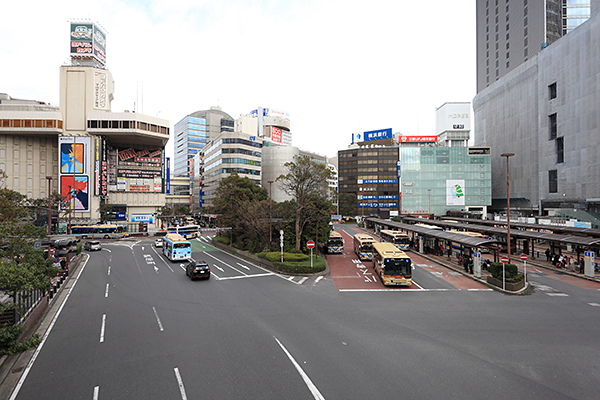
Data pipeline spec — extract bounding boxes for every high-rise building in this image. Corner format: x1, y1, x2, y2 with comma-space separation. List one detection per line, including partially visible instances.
236, 107, 292, 146
476, 0, 593, 93
173, 107, 234, 177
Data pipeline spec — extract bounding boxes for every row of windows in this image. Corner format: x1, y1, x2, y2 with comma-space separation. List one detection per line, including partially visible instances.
1, 119, 63, 129
0, 148, 57, 162
88, 120, 169, 135
0, 136, 57, 147
203, 167, 261, 180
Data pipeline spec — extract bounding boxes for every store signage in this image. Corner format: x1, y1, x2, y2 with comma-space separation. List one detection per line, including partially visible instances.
399, 136, 438, 143
363, 128, 392, 142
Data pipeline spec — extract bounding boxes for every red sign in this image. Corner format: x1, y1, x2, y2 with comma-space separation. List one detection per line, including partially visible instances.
271, 127, 282, 144
399, 136, 438, 143
520, 254, 528, 261
307, 240, 315, 249
500, 256, 509, 264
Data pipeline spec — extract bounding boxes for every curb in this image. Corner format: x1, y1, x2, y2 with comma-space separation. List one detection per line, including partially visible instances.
0, 254, 88, 400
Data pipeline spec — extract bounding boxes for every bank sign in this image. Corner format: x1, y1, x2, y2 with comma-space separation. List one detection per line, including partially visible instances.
358, 128, 392, 142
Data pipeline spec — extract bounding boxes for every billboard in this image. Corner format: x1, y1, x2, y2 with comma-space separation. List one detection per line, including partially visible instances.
446, 179, 465, 206
357, 128, 393, 142
70, 22, 106, 65
399, 136, 438, 143
59, 136, 92, 211
436, 103, 470, 133
271, 127, 282, 143
112, 146, 163, 193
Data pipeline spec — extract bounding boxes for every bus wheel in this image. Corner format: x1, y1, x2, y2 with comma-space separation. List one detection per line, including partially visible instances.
104, 235, 110, 239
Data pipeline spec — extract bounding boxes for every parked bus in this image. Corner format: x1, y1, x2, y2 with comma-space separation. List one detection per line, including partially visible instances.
379, 230, 411, 250
353, 234, 376, 261
326, 231, 344, 254
168, 225, 199, 239
162, 233, 192, 261
372, 242, 413, 286
71, 224, 128, 239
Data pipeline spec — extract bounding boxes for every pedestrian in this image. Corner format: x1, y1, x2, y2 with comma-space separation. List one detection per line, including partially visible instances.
469, 257, 474, 274
462, 255, 469, 272
559, 254, 564, 269
579, 259, 585, 274
552, 253, 558, 267
545, 248, 551, 262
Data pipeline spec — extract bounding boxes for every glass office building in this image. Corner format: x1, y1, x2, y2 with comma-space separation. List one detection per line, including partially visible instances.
400, 147, 492, 216
174, 116, 207, 177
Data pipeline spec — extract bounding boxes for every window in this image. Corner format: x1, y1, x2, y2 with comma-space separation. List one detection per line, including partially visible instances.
549, 82, 557, 99
549, 113, 557, 140
549, 170, 557, 193
556, 137, 564, 163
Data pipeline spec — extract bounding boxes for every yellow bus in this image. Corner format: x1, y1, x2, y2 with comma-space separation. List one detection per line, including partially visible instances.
353, 234, 376, 261
379, 229, 411, 250
372, 242, 413, 286
326, 231, 344, 254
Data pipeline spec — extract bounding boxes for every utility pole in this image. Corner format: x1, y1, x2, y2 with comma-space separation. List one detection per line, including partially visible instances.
46, 176, 53, 237
268, 180, 273, 243
501, 153, 515, 262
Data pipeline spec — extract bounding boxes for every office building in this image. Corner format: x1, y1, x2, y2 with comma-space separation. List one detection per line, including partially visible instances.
473, 11, 600, 219
173, 107, 234, 177
236, 107, 292, 146
476, 0, 594, 93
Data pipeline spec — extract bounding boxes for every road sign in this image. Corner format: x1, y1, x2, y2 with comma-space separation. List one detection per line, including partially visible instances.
520, 254, 528, 261
307, 240, 315, 249
500, 256, 509, 264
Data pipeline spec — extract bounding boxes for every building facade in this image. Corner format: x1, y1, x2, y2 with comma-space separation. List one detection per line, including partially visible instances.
0, 21, 170, 231
173, 107, 234, 178
236, 107, 292, 146
473, 11, 600, 217
476, 0, 593, 93
199, 132, 262, 208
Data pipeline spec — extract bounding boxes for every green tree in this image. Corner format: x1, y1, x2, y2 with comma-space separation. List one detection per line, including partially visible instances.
214, 174, 269, 252
276, 156, 334, 251
339, 192, 357, 218
0, 180, 60, 355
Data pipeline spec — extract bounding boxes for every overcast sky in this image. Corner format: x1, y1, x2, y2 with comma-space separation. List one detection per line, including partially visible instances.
1, 0, 476, 160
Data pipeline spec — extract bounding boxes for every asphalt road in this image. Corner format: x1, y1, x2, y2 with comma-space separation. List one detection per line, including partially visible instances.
10, 235, 600, 399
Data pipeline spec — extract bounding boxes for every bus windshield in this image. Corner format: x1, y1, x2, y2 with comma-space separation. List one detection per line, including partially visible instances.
328, 239, 344, 247
384, 258, 411, 275
174, 243, 191, 249
360, 244, 374, 253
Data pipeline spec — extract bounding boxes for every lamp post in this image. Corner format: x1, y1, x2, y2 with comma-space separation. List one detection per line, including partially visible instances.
427, 188, 432, 216
46, 176, 53, 237
67, 185, 73, 235
268, 180, 273, 243
501, 153, 515, 262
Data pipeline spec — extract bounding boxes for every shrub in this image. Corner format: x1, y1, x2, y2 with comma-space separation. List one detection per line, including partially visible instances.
488, 262, 523, 282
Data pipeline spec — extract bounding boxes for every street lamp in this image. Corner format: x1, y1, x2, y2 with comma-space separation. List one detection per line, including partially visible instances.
427, 188, 432, 216
501, 153, 515, 262
46, 176, 53, 237
268, 180, 274, 243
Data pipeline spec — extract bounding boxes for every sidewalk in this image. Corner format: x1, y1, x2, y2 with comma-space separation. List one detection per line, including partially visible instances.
0, 254, 88, 400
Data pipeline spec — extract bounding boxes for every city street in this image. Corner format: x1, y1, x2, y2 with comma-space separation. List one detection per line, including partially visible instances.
10, 235, 600, 400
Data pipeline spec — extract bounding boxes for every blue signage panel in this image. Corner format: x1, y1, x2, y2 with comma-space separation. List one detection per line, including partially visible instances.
166, 157, 171, 194
116, 212, 126, 220
363, 128, 392, 142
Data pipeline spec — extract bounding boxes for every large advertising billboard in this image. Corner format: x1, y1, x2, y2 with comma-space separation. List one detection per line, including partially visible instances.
436, 103, 470, 133
110, 146, 164, 193
70, 22, 106, 65
59, 136, 92, 211
446, 179, 465, 206
356, 128, 393, 142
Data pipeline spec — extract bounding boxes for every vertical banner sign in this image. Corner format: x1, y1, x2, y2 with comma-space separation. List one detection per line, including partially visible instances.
446, 179, 465, 206
94, 137, 101, 196
101, 140, 108, 196
166, 157, 171, 194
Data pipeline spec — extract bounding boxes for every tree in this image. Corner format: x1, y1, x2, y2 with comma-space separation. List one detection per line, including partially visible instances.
0, 177, 60, 355
214, 174, 269, 252
276, 156, 334, 251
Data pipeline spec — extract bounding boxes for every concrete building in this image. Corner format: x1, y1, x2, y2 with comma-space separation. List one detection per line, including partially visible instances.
199, 132, 262, 209
0, 21, 169, 231
173, 107, 234, 177
473, 11, 600, 219
236, 107, 292, 146
476, 0, 594, 93
261, 146, 328, 203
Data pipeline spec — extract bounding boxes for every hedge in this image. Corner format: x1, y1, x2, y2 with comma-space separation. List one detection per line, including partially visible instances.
488, 262, 524, 283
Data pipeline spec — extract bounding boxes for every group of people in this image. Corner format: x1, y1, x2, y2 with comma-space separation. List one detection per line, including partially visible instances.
545, 248, 585, 273
459, 254, 474, 274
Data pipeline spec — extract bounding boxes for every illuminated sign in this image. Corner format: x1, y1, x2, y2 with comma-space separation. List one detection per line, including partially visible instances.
70, 22, 107, 66
271, 127, 282, 143
399, 136, 438, 143
363, 128, 392, 142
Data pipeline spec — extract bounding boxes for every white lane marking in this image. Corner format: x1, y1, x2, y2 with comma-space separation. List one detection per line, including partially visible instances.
274, 337, 325, 400
152, 247, 174, 272
107, 266, 111, 276
236, 262, 250, 271
212, 264, 224, 272
588, 303, 600, 307
93, 386, 99, 400
174, 367, 188, 400
202, 252, 247, 275
546, 293, 569, 297
298, 277, 308, 285
9, 254, 90, 400
315, 276, 324, 284
105, 283, 109, 298
100, 314, 106, 343
152, 307, 164, 332
217, 273, 272, 281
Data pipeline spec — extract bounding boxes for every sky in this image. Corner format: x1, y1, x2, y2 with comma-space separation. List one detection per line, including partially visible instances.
0, 0, 476, 161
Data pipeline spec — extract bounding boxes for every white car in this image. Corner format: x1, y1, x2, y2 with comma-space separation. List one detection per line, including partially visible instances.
155, 238, 163, 248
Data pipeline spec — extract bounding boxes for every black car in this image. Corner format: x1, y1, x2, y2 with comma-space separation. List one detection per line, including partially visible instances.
185, 260, 210, 280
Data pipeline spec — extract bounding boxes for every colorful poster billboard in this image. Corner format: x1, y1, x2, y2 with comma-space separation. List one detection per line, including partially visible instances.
70, 22, 106, 65
446, 179, 465, 206
59, 136, 91, 211
271, 127, 282, 143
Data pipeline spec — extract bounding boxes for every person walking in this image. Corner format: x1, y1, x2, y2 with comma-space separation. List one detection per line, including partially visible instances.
580, 258, 585, 274
462, 255, 470, 272
545, 248, 551, 262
